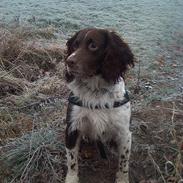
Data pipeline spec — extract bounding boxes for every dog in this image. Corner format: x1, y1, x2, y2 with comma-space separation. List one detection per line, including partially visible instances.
64, 28, 134, 183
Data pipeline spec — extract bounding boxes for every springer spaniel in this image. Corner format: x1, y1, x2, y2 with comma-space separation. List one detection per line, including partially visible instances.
64, 28, 134, 183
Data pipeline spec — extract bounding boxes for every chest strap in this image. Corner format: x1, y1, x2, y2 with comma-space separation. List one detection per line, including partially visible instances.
68, 91, 130, 109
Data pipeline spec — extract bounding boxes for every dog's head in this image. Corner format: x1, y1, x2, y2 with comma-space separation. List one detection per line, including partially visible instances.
65, 28, 134, 83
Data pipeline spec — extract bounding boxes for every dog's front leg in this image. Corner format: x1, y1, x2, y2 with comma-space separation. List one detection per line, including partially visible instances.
65, 103, 80, 183
116, 131, 131, 183
65, 127, 80, 183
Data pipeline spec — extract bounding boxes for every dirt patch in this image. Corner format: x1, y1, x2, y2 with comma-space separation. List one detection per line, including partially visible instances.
130, 98, 183, 183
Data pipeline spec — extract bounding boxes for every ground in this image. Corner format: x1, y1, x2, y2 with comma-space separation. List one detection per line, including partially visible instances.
0, 26, 182, 183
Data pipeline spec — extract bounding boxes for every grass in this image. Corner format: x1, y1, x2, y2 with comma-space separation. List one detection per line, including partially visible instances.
0, 25, 68, 183
0, 27, 64, 82
0, 25, 182, 183
0, 27, 65, 136
0, 128, 66, 183
131, 98, 183, 182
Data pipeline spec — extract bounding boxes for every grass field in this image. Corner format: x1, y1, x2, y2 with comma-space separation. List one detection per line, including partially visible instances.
0, 0, 183, 182
0, 25, 182, 183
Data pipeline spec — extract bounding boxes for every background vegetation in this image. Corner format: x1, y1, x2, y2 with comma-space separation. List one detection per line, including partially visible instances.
0, 0, 183, 182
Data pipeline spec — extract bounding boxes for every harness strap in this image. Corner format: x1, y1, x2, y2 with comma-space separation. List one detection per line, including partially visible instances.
68, 91, 130, 109
67, 91, 130, 159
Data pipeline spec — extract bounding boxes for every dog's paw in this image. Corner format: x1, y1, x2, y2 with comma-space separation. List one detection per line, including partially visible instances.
116, 180, 129, 183
115, 177, 129, 183
65, 173, 79, 183
115, 180, 129, 183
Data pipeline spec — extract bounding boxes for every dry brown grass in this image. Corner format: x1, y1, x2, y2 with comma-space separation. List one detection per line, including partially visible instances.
0, 25, 67, 143
0, 25, 182, 183
0, 25, 68, 182
131, 99, 183, 183
0, 27, 65, 82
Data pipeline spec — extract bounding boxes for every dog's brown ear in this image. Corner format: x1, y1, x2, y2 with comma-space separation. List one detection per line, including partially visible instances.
101, 31, 134, 83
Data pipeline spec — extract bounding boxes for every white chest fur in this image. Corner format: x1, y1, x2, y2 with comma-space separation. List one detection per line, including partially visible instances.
68, 76, 131, 141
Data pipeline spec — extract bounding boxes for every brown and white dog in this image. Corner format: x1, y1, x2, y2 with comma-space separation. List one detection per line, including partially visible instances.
64, 28, 134, 183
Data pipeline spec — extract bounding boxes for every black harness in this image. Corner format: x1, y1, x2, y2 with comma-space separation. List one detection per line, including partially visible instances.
68, 91, 130, 109
67, 91, 130, 159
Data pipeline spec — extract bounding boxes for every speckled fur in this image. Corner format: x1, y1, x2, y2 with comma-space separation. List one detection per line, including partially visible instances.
65, 75, 131, 183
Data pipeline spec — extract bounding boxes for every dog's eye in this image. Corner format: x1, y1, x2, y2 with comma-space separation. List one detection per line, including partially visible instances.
88, 42, 98, 51
73, 41, 79, 50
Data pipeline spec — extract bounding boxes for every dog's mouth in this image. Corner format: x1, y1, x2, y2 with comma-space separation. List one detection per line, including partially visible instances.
68, 70, 79, 76
66, 66, 81, 76
70, 71, 81, 76
67, 66, 95, 78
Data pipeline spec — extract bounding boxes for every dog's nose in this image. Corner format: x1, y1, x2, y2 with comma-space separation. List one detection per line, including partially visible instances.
66, 58, 75, 67
66, 54, 77, 68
